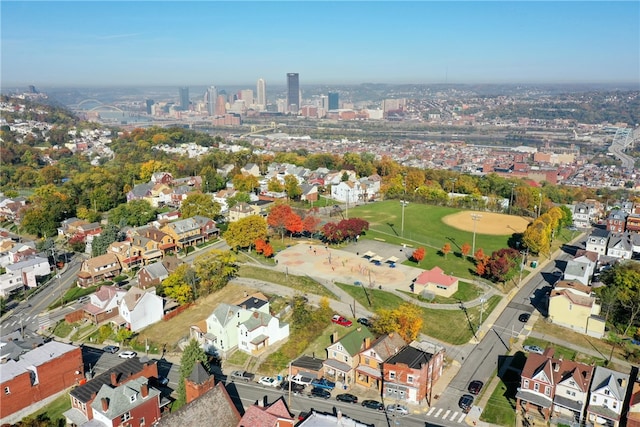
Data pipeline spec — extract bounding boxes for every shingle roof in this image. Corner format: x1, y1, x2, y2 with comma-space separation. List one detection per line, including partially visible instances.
238, 397, 294, 427
188, 362, 211, 385
337, 327, 374, 356
91, 377, 160, 418
385, 345, 433, 369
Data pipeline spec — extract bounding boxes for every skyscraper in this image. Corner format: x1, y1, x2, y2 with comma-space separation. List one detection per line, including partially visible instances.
179, 87, 190, 111
256, 78, 266, 110
205, 86, 217, 116
286, 73, 299, 114
145, 99, 154, 115
328, 92, 339, 110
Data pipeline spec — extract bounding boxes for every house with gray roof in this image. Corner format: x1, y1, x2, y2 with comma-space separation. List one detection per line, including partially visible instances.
237, 311, 289, 355
563, 260, 592, 285
127, 182, 153, 202
607, 233, 633, 260
90, 377, 161, 427
137, 262, 169, 289
586, 229, 609, 256
586, 366, 631, 427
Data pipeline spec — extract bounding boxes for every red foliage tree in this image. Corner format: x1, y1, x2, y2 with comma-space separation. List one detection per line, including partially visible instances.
262, 244, 274, 258
302, 215, 321, 235
412, 247, 426, 264
255, 239, 266, 254
285, 211, 303, 236
441, 243, 451, 259
267, 204, 293, 241
461, 242, 472, 258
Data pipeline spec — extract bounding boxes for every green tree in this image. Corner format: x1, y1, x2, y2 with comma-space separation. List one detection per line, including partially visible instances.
116, 328, 134, 347
193, 249, 238, 296
180, 193, 221, 219
176, 339, 209, 408
267, 176, 284, 193
161, 264, 194, 304
231, 173, 259, 193
602, 262, 640, 335
283, 174, 301, 200
109, 200, 157, 227
226, 191, 251, 209
224, 215, 268, 251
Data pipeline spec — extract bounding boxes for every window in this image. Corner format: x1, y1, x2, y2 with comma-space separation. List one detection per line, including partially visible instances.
130, 394, 136, 403
545, 386, 550, 396
140, 417, 145, 426
604, 389, 610, 395
121, 412, 131, 422
613, 401, 617, 409
523, 380, 529, 388
344, 356, 348, 362
534, 383, 539, 392
407, 375, 414, 384
365, 357, 370, 365
389, 371, 396, 380
4, 387, 10, 395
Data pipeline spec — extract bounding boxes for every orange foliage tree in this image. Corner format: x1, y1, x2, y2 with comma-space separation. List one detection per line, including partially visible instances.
461, 242, 472, 258
412, 247, 426, 265
441, 243, 451, 259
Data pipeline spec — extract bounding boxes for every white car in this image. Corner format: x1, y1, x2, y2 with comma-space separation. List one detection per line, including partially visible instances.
257, 376, 280, 387
386, 404, 409, 415
118, 351, 137, 359
523, 345, 544, 354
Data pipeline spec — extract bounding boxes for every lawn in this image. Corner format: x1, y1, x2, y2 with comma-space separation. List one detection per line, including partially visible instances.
335, 282, 405, 312
480, 368, 520, 426
28, 391, 71, 425
237, 265, 336, 298
523, 336, 609, 367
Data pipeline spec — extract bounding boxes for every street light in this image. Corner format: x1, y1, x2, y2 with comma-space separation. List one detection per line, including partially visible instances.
471, 214, 482, 255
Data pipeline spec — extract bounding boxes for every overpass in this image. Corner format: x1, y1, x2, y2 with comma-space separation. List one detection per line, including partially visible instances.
607, 127, 636, 171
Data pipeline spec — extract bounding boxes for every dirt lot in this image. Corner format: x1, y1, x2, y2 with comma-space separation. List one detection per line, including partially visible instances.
442, 211, 531, 235
137, 282, 251, 349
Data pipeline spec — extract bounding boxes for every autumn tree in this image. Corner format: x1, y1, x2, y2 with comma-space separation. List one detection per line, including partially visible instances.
283, 174, 302, 200
412, 247, 426, 265
461, 242, 472, 258
224, 215, 268, 251
285, 211, 303, 237
193, 249, 238, 296
372, 302, 423, 342
232, 173, 259, 193
441, 243, 451, 259
484, 248, 522, 283
161, 264, 194, 304
267, 204, 294, 241
302, 215, 321, 236
267, 176, 284, 192
523, 219, 551, 257
180, 193, 221, 219
601, 262, 640, 335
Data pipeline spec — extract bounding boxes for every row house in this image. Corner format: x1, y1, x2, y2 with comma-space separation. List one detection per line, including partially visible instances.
64, 358, 160, 425
82, 285, 126, 324
77, 253, 122, 287
91, 377, 162, 427
0, 341, 84, 424
228, 202, 261, 222
548, 280, 605, 338
382, 341, 445, 405
131, 226, 176, 255
238, 396, 295, 427
586, 229, 609, 256
355, 333, 406, 392
160, 217, 206, 250
324, 327, 374, 387
107, 240, 144, 271
586, 366, 630, 427
606, 210, 627, 233
128, 235, 164, 265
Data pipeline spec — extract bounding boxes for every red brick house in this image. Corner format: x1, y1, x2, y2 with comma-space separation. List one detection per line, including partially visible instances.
516, 347, 557, 422
90, 377, 161, 427
382, 341, 445, 405
185, 363, 214, 404
238, 396, 295, 427
0, 341, 84, 423
64, 358, 160, 425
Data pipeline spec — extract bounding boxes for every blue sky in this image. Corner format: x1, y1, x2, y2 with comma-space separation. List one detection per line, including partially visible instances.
2, 1, 639, 87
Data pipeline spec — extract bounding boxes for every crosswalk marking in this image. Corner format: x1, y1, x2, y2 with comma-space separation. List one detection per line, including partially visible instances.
435, 408, 443, 418
458, 412, 467, 423
449, 411, 459, 421
443, 409, 451, 419
427, 407, 435, 416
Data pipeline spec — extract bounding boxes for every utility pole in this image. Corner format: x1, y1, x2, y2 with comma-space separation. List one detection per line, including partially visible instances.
509, 183, 515, 215
401, 175, 406, 238
478, 297, 486, 335
471, 214, 482, 255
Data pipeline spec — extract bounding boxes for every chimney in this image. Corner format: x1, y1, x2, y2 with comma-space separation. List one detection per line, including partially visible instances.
257, 396, 268, 407
110, 372, 118, 386
101, 398, 109, 411
141, 383, 149, 398
364, 337, 371, 348
331, 331, 339, 344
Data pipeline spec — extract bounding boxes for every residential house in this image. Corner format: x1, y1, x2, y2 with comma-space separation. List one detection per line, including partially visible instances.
185, 363, 214, 404
628, 379, 640, 427
154, 382, 241, 427
129, 234, 164, 264
217, 164, 236, 177
299, 183, 318, 202
64, 358, 160, 426
170, 185, 195, 208
156, 211, 181, 222
148, 183, 173, 207
626, 214, 640, 233
237, 310, 289, 355
173, 175, 203, 189
606, 210, 627, 233
586, 366, 630, 427
83, 285, 126, 325
151, 171, 173, 185
197, 303, 252, 357
296, 410, 373, 427
161, 218, 204, 250
607, 233, 633, 260
127, 182, 154, 202
563, 260, 592, 285
57, 217, 86, 237
0, 197, 26, 223
586, 229, 609, 256
77, 253, 122, 287
238, 396, 295, 427
572, 203, 594, 229
516, 347, 557, 422
242, 163, 261, 177
137, 262, 169, 289
118, 286, 164, 332
0, 341, 83, 424
413, 266, 459, 298
228, 202, 261, 222
90, 377, 161, 427
289, 355, 324, 379
192, 215, 219, 240
107, 240, 144, 271
550, 359, 594, 425
382, 340, 445, 405
0, 256, 51, 297
6, 243, 37, 265
134, 226, 176, 255
331, 181, 363, 204
355, 333, 406, 392
548, 280, 605, 338
76, 222, 102, 239
324, 327, 374, 387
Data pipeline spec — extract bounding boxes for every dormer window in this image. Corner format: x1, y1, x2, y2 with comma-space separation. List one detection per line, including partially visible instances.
130, 394, 136, 403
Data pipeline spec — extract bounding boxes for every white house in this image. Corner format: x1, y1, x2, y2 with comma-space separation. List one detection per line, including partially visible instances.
118, 286, 164, 332
203, 303, 253, 357
586, 366, 630, 427
563, 260, 592, 285
572, 203, 595, 229
0, 256, 51, 296
585, 229, 609, 256
606, 233, 633, 260
331, 181, 364, 204
237, 311, 289, 355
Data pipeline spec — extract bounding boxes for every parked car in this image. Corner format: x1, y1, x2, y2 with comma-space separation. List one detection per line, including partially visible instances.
279, 381, 305, 394
468, 380, 484, 395
331, 315, 353, 327
154, 376, 169, 386
357, 317, 372, 327
309, 387, 331, 399
257, 376, 280, 387
118, 351, 137, 359
523, 345, 544, 354
386, 404, 409, 415
518, 313, 531, 322
298, 411, 310, 421
230, 370, 255, 382
103, 345, 119, 354
361, 400, 384, 410
336, 393, 358, 403
459, 394, 474, 413
290, 373, 314, 386
311, 377, 335, 390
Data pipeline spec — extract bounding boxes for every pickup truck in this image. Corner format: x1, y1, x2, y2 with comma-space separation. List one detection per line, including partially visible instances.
290, 373, 314, 386
310, 377, 335, 390
230, 370, 255, 382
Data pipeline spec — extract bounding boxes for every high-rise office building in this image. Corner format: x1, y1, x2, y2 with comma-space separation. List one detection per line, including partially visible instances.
239, 89, 254, 107
328, 92, 339, 110
179, 87, 190, 111
205, 86, 217, 116
145, 99, 154, 115
256, 78, 266, 110
286, 73, 299, 114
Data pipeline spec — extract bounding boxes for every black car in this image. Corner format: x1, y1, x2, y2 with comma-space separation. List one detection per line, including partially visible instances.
459, 394, 474, 413
361, 399, 384, 410
309, 387, 331, 399
468, 380, 484, 395
518, 313, 530, 322
279, 381, 305, 394
336, 393, 358, 403
357, 317, 372, 327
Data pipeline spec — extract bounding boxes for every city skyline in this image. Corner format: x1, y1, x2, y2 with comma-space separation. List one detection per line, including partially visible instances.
1, 1, 639, 87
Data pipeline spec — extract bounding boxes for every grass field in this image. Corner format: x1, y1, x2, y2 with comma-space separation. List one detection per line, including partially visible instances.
480, 368, 519, 426
237, 265, 336, 298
